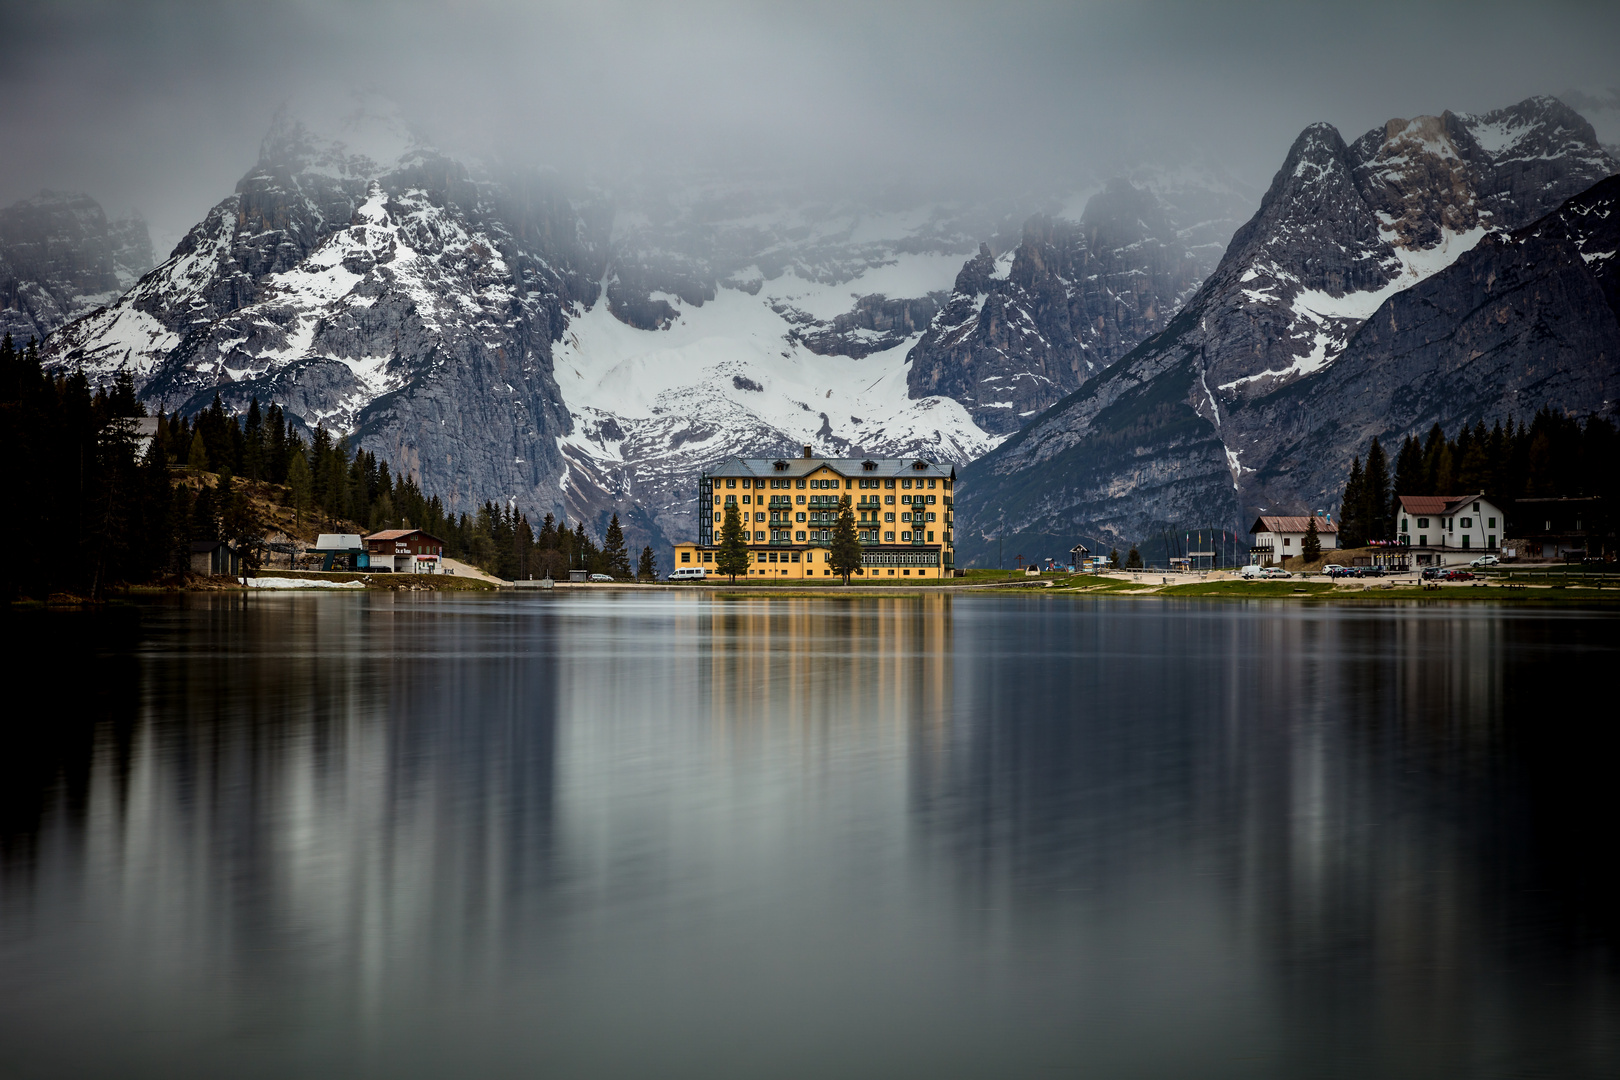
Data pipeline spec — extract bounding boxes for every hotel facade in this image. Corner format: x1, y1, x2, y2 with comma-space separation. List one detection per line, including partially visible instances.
672, 448, 957, 579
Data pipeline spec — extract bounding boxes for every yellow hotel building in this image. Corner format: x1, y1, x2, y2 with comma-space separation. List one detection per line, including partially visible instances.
672, 447, 957, 579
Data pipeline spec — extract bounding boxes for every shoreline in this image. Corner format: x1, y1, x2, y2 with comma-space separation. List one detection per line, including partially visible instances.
18, 567, 1618, 607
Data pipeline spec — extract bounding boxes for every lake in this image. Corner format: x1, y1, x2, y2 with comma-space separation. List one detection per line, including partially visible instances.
2, 592, 1617, 1078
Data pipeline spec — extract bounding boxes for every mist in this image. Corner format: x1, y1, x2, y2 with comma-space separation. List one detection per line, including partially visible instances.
3, 0, 1618, 255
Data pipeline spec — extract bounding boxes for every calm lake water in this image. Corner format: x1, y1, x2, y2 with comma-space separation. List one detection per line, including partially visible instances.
2, 593, 1618, 1078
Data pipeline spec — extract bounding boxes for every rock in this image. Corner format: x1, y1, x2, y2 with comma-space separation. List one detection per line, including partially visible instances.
0, 191, 152, 345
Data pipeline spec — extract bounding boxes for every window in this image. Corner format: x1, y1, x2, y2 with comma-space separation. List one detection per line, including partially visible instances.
885, 512, 895, 522
1461, 517, 1472, 529
1487, 517, 1496, 528
726, 479, 735, 488
791, 552, 800, 562
703, 551, 712, 562
754, 531, 765, 541
885, 479, 895, 489
795, 512, 805, 522
928, 480, 936, 489
1417, 517, 1428, 529
796, 531, 806, 541
1473, 502, 1480, 513
926, 513, 936, 522
902, 479, 912, 489
901, 513, 911, 523
885, 495, 894, 504
806, 552, 815, 562
681, 551, 691, 563
885, 531, 895, 542
757, 552, 767, 562
902, 531, 912, 541
1283, 538, 1291, 547
742, 494, 750, 504
796, 495, 804, 504
927, 531, 934, 542
1401, 518, 1409, 532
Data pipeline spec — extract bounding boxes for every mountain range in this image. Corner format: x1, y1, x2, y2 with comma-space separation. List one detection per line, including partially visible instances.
7, 93, 1616, 565
954, 95, 1618, 564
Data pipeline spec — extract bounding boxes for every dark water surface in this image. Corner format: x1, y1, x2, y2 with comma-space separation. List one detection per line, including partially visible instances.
2, 593, 1617, 1078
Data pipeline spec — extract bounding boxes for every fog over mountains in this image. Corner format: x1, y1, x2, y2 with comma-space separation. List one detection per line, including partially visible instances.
4, 3, 1619, 564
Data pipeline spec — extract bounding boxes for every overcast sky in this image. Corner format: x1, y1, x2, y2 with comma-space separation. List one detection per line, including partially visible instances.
3, 0, 1618, 256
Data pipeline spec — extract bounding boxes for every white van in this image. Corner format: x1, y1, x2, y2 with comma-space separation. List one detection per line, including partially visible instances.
667, 566, 708, 581
1239, 564, 1265, 579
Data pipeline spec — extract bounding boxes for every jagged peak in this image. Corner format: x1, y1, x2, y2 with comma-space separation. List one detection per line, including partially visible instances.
259, 90, 425, 179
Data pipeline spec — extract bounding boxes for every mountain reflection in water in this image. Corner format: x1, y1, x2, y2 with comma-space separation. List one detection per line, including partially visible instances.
1, 594, 1616, 1079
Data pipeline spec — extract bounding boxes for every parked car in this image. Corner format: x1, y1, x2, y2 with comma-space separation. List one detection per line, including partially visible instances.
667, 566, 708, 581
588, 573, 613, 582
1323, 564, 1351, 577
1422, 567, 1447, 580
1470, 554, 1500, 567
1261, 567, 1291, 579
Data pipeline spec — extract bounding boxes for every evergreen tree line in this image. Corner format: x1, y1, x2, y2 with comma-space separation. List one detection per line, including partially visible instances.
1337, 409, 1620, 548
0, 333, 648, 597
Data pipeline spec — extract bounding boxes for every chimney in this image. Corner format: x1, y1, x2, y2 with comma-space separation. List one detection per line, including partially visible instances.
802, 445, 812, 459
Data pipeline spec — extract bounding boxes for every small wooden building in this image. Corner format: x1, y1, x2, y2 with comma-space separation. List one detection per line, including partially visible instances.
190, 540, 241, 577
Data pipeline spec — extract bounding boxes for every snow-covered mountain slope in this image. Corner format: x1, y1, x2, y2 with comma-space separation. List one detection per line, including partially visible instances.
37, 99, 1045, 555
955, 96, 1619, 565
1, 191, 152, 346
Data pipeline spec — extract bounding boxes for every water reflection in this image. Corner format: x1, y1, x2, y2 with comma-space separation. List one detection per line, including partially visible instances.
0, 595, 1616, 1078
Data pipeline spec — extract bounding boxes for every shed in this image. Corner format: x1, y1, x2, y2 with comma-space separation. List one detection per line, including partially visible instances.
314, 533, 368, 572
190, 540, 241, 578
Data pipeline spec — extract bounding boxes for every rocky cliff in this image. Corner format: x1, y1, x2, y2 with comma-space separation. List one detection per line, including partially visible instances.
904, 173, 1253, 434
0, 191, 152, 346
954, 96, 1618, 565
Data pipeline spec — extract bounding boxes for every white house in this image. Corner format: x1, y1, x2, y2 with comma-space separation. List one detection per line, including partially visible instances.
1249, 515, 1338, 566
1396, 494, 1504, 566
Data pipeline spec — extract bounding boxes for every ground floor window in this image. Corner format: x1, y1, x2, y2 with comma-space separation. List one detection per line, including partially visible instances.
681, 551, 691, 562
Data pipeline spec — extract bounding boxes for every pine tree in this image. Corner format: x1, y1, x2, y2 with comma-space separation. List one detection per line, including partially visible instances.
1393, 435, 1424, 502
637, 545, 657, 582
1302, 516, 1322, 562
188, 431, 209, 472
829, 495, 863, 583
1363, 437, 1390, 542
287, 452, 313, 527
715, 502, 750, 582
1107, 547, 1120, 569
603, 513, 632, 578
1126, 545, 1143, 569
1339, 455, 1365, 548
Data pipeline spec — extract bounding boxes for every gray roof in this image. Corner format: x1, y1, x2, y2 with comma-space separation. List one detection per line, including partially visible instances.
703, 455, 954, 480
